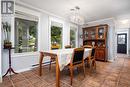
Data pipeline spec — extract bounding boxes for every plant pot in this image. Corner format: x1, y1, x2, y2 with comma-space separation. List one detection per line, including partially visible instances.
4, 43, 12, 49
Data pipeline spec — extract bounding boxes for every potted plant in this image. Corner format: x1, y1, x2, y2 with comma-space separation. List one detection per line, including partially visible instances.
2, 22, 12, 48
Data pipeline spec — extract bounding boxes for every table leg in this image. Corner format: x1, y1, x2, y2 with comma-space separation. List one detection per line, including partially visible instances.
56, 56, 60, 87
39, 52, 44, 76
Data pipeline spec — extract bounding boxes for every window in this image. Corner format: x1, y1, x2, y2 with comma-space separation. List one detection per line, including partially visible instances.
15, 12, 38, 53
70, 27, 77, 48
118, 35, 126, 44
51, 21, 63, 50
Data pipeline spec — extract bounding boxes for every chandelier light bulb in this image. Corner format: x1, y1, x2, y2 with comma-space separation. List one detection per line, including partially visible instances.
70, 6, 84, 25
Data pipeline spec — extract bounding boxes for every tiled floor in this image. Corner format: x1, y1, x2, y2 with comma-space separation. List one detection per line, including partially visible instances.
1, 56, 130, 87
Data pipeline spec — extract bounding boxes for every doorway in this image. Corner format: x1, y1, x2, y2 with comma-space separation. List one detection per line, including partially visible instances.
117, 33, 127, 54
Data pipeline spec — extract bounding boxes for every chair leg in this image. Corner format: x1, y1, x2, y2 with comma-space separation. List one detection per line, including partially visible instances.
83, 64, 86, 77
77, 67, 79, 74
49, 59, 52, 71
91, 59, 96, 73
93, 60, 96, 72
91, 60, 94, 72
69, 67, 73, 85
87, 58, 91, 68
89, 61, 92, 75
39, 53, 44, 76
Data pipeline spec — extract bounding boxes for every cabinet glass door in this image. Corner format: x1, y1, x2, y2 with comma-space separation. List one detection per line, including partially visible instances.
98, 27, 105, 39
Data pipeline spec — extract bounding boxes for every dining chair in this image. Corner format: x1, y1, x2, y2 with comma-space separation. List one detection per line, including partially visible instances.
39, 52, 57, 76
68, 48, 85, 85
83, 45, 92, 48
83, 45, 92, 67
85, 48, 96, 73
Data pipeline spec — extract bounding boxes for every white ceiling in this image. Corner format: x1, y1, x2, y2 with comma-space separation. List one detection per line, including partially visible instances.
18, 0, 130, 22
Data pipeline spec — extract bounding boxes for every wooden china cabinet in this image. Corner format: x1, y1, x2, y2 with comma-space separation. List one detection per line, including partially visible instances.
82, 24, 108, 61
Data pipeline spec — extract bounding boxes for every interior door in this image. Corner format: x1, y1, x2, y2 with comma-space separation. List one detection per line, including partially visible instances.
117, 33, 127, 54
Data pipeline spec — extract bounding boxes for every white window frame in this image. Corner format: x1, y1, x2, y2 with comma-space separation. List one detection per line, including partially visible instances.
70, 25, 78, 48
14, 17, 38, 53
11, 5, 41, 56
49, 17, 64, 50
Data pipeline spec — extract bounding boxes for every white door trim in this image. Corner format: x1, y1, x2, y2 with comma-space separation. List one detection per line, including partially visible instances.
116, 29, 129, 55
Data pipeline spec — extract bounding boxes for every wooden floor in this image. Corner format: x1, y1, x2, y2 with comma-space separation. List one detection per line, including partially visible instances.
0, 56, 130, 87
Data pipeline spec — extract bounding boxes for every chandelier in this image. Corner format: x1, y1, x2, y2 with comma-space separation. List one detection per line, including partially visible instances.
70, 6, 84, 25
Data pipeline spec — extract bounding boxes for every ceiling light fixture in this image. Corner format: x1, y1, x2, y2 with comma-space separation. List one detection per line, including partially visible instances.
69, 6, 84, 25
121, 19, 129, 24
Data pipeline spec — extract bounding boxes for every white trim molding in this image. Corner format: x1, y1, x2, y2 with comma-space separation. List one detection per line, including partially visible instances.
0, 12, 1, 80
116, 29, 129, 55
0, 75, 2, 83
49, 17, 64, 50
70, 25, 78, 48
15, 0, 66, 21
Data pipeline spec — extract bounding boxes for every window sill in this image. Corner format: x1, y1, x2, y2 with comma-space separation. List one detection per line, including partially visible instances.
12, 52, 39, 58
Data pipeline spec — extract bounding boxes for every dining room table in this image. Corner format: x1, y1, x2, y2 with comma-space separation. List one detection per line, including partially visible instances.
39, 48, 92, 87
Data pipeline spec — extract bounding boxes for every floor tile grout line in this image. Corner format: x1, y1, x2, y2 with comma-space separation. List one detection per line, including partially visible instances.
60, 80, 72, 87
29, 67, 57, 86
94, 60, 121, 87
8, 76, 16, 87
22, 69, 53, 87
10, 79, 16, 87
33, 69, 53, 86
115, 58, 125, 87
3, 57, 129, 87
8, 73, 34, 87
79, 68, 109, 87
98, 72, 110, 87
19, 73, 36, 87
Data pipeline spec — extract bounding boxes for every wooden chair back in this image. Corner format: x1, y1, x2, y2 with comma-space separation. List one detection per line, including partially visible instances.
83, 45, 92, 48
71, 48, 84, 64
91, 48, 95, 57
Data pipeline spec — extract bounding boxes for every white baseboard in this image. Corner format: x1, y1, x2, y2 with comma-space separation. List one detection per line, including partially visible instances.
16, 67, 32, 73
107, 59, 114, 62
2, 62, 52, 76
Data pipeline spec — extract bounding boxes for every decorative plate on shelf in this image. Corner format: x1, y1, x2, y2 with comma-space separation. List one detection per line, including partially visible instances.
91, 35, 95, 39
99, 29, 103, 33
100, 35, 103, 38
97, 42, 101, 47
92, 41, 95, 47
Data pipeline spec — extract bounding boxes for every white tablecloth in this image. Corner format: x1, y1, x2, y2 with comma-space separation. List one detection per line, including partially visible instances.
48, 48, 91, 71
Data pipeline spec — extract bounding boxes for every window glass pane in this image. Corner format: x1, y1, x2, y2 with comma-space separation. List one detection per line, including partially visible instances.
70, 27, 76, 48
15, 18, 38, 53
118, 35, 125, 44
51, 21, 62, 50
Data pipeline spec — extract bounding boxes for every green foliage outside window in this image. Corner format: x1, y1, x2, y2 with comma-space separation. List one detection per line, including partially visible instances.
70, 29, 76, 48
15, 18, 38, 53
51, 26, 62, 49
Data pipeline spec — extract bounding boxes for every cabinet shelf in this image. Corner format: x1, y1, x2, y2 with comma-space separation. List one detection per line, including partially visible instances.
84, 39, 105, 41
